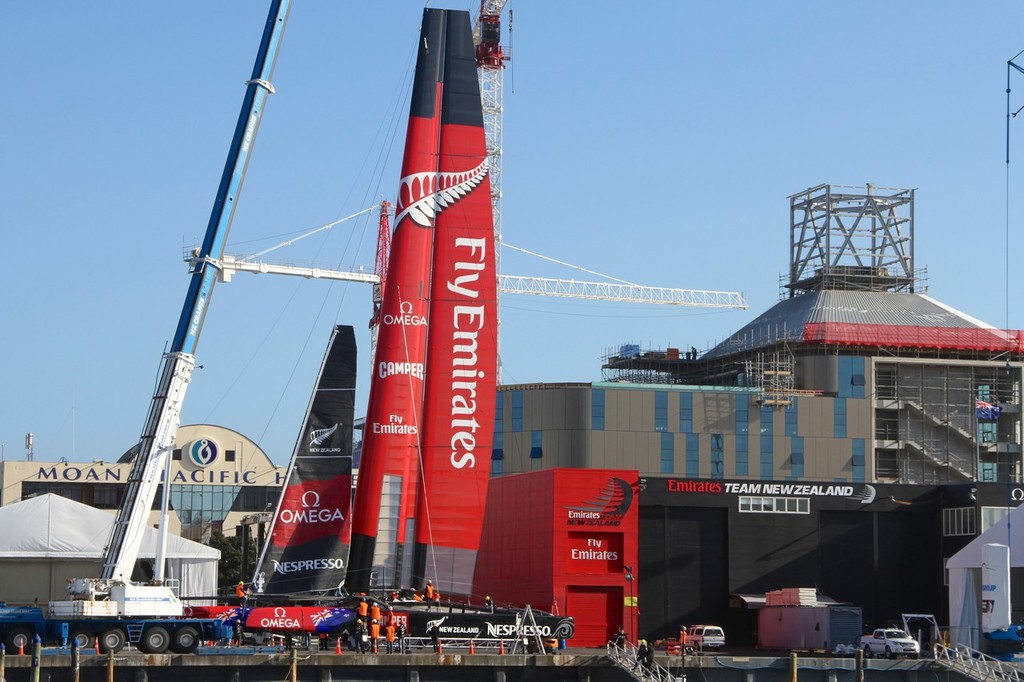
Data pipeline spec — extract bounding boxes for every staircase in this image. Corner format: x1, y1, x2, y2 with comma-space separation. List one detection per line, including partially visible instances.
933, 643, 1024, 682
605, 641, 681, 682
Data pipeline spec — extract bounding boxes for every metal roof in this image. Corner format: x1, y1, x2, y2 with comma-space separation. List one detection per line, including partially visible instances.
703, 291, 994, 359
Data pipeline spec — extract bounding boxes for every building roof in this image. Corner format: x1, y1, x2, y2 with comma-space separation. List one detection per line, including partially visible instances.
0, 494, 219, 560
703, 290, 1001, 360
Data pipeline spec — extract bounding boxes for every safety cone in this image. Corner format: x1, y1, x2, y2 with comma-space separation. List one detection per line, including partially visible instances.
94, 637, 100, 654
468, 640, 475, 655
335, 637, 342, 655
17, 641, 23, 656
498, 639, 505, 655
437, 640, 443, 654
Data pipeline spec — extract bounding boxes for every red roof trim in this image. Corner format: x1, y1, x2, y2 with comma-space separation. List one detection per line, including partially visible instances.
802, 323, 1024, 352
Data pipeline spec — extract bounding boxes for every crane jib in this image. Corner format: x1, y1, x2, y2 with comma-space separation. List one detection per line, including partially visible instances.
99, 0, 293, 585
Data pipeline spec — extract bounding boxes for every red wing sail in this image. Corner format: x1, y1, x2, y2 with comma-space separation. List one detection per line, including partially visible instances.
412, 8, 498, 597
346, 9, 448, 592
251, 325, 356, 594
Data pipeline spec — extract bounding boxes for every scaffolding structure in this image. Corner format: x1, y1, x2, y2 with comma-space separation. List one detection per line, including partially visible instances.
788, 184, 915, 295
874, 361, 1021, 485
746, 351, 795, 407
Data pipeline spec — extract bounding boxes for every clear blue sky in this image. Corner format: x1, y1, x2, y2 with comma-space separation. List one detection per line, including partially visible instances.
4, 1, 1024, 465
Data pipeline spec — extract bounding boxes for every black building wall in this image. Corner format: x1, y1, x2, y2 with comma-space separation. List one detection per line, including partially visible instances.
637, 477, 945, 647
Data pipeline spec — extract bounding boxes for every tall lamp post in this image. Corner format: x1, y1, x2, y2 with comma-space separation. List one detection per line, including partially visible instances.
624, 565, 635, 642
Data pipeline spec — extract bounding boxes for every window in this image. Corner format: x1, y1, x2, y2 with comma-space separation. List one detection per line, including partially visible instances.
790, 437, 804, 478
711, 434, 724, 478
679, 393, 693, 433
760, 434, 773, 480
530, 430, 543, 459
494, 393, 504, 429
739, 496, 810, 514
760, 406, 774, 435
660, 432, 674, 474
839, 356, 866, 398
686, 433, 699, 477
981, 507, 1011, 533
785, 404, 798, 437
851, 439, 866, 483
736, 435, 748, 477
492, 432, 503, 461
942, 507, 975, 536
512, 391, 523, 432
591, 389, 605, 431
736, 395, 749, 434
834, 398, 847, 439
655, 392, 668, 432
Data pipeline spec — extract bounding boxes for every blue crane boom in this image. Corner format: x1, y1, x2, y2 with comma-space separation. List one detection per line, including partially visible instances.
98, 0, 292, 592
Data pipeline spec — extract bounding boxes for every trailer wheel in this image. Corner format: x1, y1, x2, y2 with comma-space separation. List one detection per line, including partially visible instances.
99, 628, 126, 654
69, 629, 93, 650
5, 627, 33, 652
140, 626, 170, 654
863, 644, 872, 659
170, 626, 200, 654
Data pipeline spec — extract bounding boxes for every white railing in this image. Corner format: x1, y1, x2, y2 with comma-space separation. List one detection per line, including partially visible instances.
933, 643, 1024, 682
606, 640, 683, 682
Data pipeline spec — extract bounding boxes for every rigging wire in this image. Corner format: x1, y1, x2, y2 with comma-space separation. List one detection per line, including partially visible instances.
1005, 49, 1024, 547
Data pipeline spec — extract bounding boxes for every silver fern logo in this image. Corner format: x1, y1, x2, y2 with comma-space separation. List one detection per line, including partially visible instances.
395, 160, 488, 228
309, 424, 338, 447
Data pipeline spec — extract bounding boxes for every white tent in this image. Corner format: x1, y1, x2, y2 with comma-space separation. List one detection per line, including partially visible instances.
0, 494, 219, 604
946, 505, 1024, 649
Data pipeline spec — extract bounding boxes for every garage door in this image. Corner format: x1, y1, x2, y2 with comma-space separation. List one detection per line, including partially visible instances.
566, 585, 621, 647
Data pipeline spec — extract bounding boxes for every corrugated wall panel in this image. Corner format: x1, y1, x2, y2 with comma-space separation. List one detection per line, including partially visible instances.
566, 585, 620, 646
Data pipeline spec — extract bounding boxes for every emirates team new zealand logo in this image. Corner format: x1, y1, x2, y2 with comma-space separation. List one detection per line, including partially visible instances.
564, 477, 634, 527
395, 160, 489, 228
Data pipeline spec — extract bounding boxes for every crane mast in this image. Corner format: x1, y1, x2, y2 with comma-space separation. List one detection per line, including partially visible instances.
81, 1, 292, 612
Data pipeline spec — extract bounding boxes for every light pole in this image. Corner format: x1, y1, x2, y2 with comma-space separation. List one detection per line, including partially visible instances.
624, 565, 635, 642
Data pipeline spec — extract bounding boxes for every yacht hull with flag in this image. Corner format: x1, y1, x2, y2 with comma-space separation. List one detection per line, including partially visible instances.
348, 7, 497, 596
252, 325, 357, 594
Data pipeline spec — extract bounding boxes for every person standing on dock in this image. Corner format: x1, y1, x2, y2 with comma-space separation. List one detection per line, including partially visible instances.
385, 620, 396, 653
397, 622, 406, 654
424, 580, 436, 610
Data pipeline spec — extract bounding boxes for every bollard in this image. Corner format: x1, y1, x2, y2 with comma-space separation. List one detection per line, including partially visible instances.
789, 651, 798, 682
107, 650, 114, 682
30, 635, 41, 682
288, 647, 298, 682
71, 641, 80, 682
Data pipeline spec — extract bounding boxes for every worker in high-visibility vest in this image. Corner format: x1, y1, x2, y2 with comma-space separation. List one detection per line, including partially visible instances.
370, 602, 382, 623
369, 619, 381, 653
424, 580, 436, 610
385, 621, 397, 654
358, 597, 369, 619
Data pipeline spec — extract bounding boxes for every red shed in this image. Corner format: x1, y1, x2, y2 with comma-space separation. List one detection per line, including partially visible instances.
474, 468, 639, 647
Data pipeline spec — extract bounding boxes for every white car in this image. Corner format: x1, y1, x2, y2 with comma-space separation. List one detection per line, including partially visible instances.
685, 625, 726, 650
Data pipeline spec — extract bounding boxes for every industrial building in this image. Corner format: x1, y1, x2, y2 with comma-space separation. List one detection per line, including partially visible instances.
491, 184, 1024, 645
0, 424, 284, 543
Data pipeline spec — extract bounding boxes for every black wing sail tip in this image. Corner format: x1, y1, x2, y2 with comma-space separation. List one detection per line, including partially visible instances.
252, 325, 357, 594
410, 9, 482, 128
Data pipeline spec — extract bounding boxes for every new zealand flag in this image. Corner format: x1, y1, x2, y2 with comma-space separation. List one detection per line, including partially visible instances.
977, 400, 1002, 422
